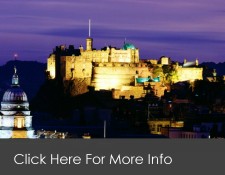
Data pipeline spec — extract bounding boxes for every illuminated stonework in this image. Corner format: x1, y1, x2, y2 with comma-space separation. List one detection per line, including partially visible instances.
47, 40, 140, 83
0, 67, 35, 138
92, 62, 149, 90
177, 67, 203, 82
46, 37, 203, 99
46, 38, 148, 98
47, 54, 56, 79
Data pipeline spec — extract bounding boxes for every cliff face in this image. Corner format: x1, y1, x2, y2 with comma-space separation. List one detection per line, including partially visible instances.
64, 78, 91, 96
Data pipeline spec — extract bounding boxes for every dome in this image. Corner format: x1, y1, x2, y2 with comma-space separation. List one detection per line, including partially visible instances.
2, 66, 28, 102
122, 43, 136, 50
2, 86, 28, 102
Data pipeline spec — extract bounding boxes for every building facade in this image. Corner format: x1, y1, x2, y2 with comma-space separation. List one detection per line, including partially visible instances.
0, 67, 35, 138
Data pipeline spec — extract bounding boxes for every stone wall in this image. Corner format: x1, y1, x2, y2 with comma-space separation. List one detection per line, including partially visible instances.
110, 48, 139, 63
63, 56, 92, 80
177, 67, 203, 82
80, 47, 139, 63
81, 49, 109, 62
112, 86, 145, 99
47, 54, 56, 79
91, 63, 150, 90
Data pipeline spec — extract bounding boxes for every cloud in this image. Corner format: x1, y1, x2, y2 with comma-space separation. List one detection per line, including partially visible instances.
0, 0, 225, 64
39, 26, 225, 45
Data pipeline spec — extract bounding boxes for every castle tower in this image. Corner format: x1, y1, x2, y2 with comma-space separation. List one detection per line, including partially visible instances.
0, 67, 35, 138
86, 37, 93, 51
86, 19, 93, 51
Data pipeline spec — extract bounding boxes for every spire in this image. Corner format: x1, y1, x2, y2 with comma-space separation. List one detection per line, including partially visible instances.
12, 66, 19, 86
89, 19, 91, 37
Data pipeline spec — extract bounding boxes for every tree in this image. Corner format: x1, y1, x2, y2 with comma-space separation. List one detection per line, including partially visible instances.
153, 65, 163, 78
162, 65, 179, 85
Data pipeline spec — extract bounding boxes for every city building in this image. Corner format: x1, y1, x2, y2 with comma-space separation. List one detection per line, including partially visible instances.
0, 67, 35, 138
148, 119, 184, 135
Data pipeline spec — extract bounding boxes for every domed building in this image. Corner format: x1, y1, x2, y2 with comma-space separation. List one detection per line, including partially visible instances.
122, 42, 136, 50
0, 67, 35, 138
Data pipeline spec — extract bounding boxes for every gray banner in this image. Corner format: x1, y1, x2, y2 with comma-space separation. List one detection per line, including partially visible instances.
0, 139, 224, 175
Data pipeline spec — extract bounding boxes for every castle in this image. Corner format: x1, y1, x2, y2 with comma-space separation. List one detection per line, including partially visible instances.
47, 33, 203, 99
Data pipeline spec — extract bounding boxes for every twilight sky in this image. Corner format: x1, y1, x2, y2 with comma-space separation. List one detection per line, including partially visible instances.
0, 0, 225, 65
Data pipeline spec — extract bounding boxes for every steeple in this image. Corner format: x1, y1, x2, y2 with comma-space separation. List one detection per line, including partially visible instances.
89, 19, 91, 38
12, 66, 19, 86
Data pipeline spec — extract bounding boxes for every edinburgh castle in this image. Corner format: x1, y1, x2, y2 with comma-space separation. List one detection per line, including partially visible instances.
46, 35, 203, 99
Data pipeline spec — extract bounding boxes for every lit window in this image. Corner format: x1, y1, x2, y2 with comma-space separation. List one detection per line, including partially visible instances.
14, 117, 25, 128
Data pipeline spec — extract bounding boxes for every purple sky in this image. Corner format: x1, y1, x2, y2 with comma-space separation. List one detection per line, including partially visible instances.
0, 0, 225, 65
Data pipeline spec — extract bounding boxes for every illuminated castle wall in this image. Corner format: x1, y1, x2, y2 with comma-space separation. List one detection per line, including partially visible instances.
92, 62, 150, 90
47, 40, 140, 81
176, 59, 203, 82
46, 37, 203, 99
46, 37, 152, 97
177, 67, 203, 82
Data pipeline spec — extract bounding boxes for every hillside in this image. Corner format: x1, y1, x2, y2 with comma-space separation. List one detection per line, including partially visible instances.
200, 62, 225, 76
